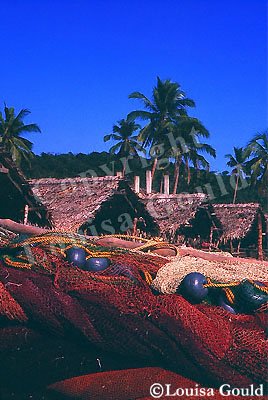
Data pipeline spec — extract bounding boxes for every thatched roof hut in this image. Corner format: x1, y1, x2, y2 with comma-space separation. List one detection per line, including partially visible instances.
211, 203, 267, 259
141, 193, 209, 242
264, 213, 268, 251
212, 203, 265, 242
29, 176, 159, 236
0, 150, 51, 227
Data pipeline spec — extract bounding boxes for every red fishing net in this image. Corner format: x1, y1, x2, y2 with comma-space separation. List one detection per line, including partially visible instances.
0, 244, 267, 399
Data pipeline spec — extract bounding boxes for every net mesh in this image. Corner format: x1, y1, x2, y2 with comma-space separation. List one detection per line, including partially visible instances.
0, 235, 267, 398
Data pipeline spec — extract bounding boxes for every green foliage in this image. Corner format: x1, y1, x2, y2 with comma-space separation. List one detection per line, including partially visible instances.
127, 77, 216, 191
224, 132, 268, 209
245, 131, 268, 186
0, 105, 40, 165
128, 76, 196, 149
225, 147, 248, 172
104, 118, 145, 157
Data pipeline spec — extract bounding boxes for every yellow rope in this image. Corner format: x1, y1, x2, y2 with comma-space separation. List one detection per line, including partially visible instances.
2, 232, 118, 270
3, 256, 32, 269
204, 277, 241, 288
134, 240, 178, 255
64, 244, 118, 259
143, 270, 153, 285
8, 232, 177, 256
204, 277, 268, 295
223, 288, 235, 304
9, 233, 90, 248
248, 279, 268, 294
95, 234, 178, 254
97, 234, 151, 242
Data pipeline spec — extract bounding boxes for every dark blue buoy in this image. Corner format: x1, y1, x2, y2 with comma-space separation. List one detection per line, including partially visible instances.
179, 272, 208, 303
218, 294, 236, 314
254, 281, 266, 288
66, 247, 86, 269
85, 257, 110, 272
236, 280, 268, 313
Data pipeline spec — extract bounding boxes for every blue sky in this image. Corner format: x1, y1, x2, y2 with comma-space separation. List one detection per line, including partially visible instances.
0, 0, 267, 172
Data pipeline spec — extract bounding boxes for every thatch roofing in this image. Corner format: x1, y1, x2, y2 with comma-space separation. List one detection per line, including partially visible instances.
29, 176, 158, 234
212, 203, 264, 241
141, 193, 208, 239
0, 149, 51, 227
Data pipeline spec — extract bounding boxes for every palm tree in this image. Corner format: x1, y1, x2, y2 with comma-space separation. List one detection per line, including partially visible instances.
225, 147, 248, 203
128, 77, 195, 179
183, 143, 216, 184
169, 118, 215, 193
245, 131, 268, 195
0, 105, 41, 165
104, 118, 145, 176
244, 131, 268, 258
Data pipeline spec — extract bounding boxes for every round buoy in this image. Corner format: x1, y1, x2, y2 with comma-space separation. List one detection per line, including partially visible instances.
254, 281, 266, 288
218, 294, 236, 314
236, 280, 268, 313
66, 247, 86, 269
178, 272, 208, 303
85, 257, 110, 272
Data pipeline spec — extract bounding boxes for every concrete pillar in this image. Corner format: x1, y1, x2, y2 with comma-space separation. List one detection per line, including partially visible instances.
164, 175, 170, 195
146, 170, 152, 194
134, 176, 140, 193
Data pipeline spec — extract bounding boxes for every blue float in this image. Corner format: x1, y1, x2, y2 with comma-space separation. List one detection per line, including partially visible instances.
218, 294, 236, 314
179, 272, 209, 303
254, 281, 266, 288
85, 257, 110, 272
66, 247, 86, 269
236, 280, 268, 313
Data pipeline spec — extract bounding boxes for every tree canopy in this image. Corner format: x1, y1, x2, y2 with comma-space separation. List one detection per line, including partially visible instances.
0, 105, 40, 165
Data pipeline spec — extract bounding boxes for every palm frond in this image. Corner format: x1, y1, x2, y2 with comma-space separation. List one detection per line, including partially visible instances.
128, 92, 154, 110
104, 133, 121, 142
109, 142, 122, 154
16, 123, 41, 135
198, 143, 216, 157
14, 108, 31, 122
127, 110, 154, 121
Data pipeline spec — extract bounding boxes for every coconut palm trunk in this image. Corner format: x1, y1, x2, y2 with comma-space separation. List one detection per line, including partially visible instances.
173, 157, 181, 194
233, 174, 239, 204
185, 158, 191, 185
122, 158, 126, 177
226, 148, 248, 204
257, 212, 263, 261
151, 157, 158, 180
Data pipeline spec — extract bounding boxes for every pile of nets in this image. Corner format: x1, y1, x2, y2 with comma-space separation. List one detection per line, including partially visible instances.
152, 255, 268, 294
0, 233, 267, 399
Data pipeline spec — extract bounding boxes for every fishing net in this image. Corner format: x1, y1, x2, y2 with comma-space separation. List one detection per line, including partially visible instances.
0, 233, 267, 399
48, 367, 252, 400
152, 255, 268, 294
